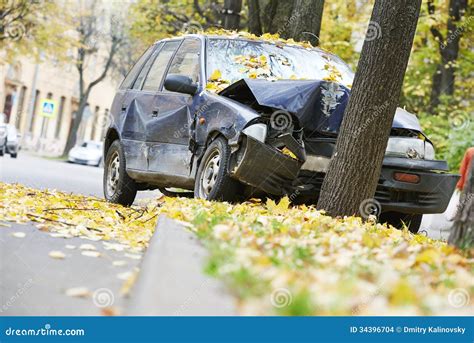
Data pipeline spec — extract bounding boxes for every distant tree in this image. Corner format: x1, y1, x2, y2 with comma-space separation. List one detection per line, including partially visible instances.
223, 0, 242, 30
0, 0, 72, 61
62, 1, 126, 156
247, 0, 262, 35
427, 0, 468, 109
281, 0, 324, 46
317, 0, 422, 217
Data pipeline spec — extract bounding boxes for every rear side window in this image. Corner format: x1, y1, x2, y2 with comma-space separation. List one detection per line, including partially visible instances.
141, 41, 181, 92
132, 42, 163, 90
119, 45, 155, 90
167, 39, 201, 83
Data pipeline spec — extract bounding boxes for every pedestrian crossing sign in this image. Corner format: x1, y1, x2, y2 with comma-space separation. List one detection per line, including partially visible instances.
40, 99, 57, 118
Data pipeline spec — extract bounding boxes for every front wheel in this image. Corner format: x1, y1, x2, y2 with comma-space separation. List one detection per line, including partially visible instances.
103, 140, 137, 206
10, 153, 17, 158
194, 136, 241, 201
379, 211, 422, 233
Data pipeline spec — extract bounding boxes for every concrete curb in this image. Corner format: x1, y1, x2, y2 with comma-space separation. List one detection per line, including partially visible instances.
126, 215, 237, 316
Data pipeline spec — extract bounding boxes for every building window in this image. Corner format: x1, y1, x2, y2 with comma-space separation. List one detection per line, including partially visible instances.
55, 96, 66, 139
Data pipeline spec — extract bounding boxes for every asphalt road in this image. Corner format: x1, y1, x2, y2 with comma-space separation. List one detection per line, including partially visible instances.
0, 152, 160, 315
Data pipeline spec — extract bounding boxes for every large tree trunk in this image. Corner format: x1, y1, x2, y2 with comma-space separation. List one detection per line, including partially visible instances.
280, 0, 324, 46
449, 158, 474, 250
317, 0, 422, 217
247, 0, 262, 35
428, 0, 467, 109
223, 0, 242, 30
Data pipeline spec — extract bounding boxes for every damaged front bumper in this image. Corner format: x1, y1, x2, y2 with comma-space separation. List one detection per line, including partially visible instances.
230, 136, 303, 195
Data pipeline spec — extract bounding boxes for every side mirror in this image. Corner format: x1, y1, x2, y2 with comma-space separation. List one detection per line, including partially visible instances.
164, 74, 198, 95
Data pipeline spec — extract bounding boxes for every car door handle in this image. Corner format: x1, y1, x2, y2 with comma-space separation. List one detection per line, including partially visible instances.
121, 105, 127, 111
152, 108, 159, 117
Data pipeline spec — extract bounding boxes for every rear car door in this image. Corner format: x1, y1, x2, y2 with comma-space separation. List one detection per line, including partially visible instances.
146, 38, 202, 180
115, 43, 158, 171
123, 40, 181, 172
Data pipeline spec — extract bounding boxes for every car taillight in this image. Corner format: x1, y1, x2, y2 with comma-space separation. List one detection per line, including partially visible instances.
393, 172, 420, 184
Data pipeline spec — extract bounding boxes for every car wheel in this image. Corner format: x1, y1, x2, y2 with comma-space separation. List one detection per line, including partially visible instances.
379, 211, 422, 233
0, 149, 3, 156
194, 136, 241, 201
103, 140, 137, 206
10, 153, 17, 158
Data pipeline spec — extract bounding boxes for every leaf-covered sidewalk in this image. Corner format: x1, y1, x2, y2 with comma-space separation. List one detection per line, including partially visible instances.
1, 182, 472, 315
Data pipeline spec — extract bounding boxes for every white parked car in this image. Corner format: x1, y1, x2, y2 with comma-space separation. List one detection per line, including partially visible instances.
0, 124, 20, 158
68, 141, 103, 167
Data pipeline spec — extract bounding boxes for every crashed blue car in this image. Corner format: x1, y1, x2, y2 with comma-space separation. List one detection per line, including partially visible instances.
103, 34, 458, 232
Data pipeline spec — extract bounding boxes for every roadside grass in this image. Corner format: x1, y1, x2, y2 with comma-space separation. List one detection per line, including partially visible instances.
1, 182, 472, 315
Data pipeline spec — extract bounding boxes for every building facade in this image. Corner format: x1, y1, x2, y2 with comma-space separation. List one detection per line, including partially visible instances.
0, 56, 119, 156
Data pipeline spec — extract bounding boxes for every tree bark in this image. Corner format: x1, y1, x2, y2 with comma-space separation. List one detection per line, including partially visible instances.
428, 0, 468, 109
280, 0, 324, 46
317, 0, 422, 217
449, 158, 474, 250
247, 0, 262, 35
223, 0, 242, 30
262, 0, 294, 34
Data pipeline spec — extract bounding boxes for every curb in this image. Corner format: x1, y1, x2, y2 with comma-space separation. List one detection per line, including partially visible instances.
126, 215, 237, 315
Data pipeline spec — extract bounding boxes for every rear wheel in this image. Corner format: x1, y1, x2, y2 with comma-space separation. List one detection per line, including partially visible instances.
103, 140, 137, 206
379, 211, 422, 233
194, 136, 241, 201
10, 153, 17, 158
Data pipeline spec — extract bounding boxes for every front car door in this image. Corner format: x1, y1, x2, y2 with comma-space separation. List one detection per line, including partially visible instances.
146, 38, 203, 186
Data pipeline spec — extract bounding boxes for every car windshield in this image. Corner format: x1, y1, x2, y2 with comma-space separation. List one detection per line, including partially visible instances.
206, 38, 354, 91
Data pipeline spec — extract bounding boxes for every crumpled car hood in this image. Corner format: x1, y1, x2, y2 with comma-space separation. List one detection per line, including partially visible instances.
219, 79, 422, 134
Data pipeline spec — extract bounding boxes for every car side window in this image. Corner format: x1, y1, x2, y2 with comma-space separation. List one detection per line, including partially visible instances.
141, 41, 180, 92
132, 42, 163, 90
166, 39, 201, 83
119, 45, 155, 90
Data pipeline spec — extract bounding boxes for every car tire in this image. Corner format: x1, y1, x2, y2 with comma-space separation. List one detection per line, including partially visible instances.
103, 140, 137, 206
379, 211, 422, 233
194, 136, 241, 201
10, 153, 17, 158
0, 149, 3, 156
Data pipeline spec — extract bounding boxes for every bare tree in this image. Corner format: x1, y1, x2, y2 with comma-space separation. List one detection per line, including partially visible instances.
317, 0, 422, 217
62, 2, 125, 156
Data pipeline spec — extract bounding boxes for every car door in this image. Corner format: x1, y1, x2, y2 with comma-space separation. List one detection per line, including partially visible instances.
123, 40, 181, 172
146, 38, 202, 181
116, 43, 159, 171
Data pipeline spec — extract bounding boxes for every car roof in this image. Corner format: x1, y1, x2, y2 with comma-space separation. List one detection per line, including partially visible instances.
154, 34, 328, 54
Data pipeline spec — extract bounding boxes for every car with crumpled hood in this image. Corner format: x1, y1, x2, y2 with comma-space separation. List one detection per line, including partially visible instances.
103, 33, 458, 232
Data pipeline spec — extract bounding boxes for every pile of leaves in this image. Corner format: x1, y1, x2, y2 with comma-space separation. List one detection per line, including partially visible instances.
1, 182, 472, 315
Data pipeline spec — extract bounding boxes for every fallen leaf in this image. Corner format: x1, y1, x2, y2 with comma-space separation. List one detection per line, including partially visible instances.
49, 251, 66, 259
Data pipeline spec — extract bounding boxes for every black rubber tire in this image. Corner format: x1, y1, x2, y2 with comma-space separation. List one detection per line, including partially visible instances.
10, 153, 17, 158
194, 136, 241, 201
103, 140, 137, 206
379, 211, 422, 233
0, 149, 4, 156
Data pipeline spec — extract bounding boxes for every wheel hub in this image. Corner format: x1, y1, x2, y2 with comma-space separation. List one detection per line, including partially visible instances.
107, 152, 120, 196
200, 150, 220, 197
